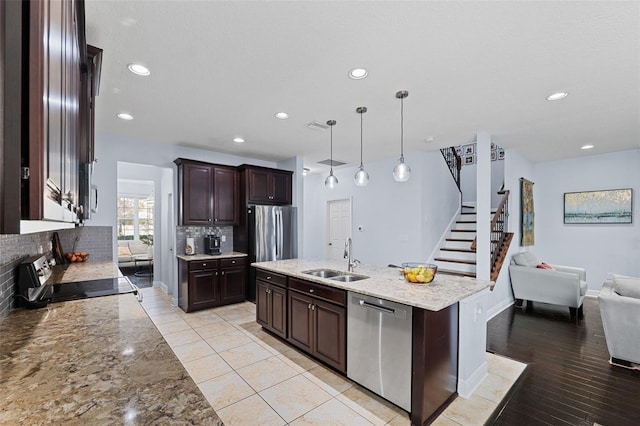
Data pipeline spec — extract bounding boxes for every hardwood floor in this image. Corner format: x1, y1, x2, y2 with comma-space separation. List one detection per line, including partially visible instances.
487, 297, 640, 425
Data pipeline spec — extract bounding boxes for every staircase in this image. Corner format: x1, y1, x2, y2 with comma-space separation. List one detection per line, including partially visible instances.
435, 204, 479, 278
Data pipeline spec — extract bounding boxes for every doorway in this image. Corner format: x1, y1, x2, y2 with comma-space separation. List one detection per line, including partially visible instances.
326, 198, 352, 260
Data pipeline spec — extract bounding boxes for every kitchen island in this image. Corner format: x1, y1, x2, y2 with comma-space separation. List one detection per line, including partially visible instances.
0, 261, 221, 425
253, 258, 492, 426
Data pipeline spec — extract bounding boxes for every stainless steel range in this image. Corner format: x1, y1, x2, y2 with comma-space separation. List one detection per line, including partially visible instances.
17, 254, 141, 308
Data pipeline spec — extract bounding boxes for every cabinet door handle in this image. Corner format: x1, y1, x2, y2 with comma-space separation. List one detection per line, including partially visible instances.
308, 304, 312, 309
311, 304, 315, 311
208, 219, 211, 221
221, 271, 225, 276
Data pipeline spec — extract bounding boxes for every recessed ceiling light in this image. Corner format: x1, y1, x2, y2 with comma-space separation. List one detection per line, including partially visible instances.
274, 112, 289, 120
425, 136, 436, 143
233, 137, 245, 143
546, 92, 568, 101
117, 112, 133, 120
349, 68, 368, 80
127, 63, 150, 76
302, 168, 310, 176
581, 144, 594, 150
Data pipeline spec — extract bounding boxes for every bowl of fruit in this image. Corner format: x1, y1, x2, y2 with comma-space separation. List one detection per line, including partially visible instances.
401, 263, 437, 284
66, 252, 89, 263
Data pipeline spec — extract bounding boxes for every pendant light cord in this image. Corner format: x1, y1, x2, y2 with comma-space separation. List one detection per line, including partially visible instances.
400, 96, 404, 159
330, 124, 334, 173
360, 111, 364, 167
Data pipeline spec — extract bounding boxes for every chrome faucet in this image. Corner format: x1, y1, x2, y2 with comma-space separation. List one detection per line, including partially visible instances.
344, 237, 360, 272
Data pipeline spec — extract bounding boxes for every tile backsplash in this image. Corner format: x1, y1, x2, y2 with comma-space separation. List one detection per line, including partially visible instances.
0, 226, 113, 319
176, 226, 234, 256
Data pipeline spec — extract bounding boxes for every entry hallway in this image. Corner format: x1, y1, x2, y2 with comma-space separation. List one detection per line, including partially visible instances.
140, 287, 525, 425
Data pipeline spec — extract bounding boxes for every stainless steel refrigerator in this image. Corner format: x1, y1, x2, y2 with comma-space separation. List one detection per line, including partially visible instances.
246, 205, 297, 302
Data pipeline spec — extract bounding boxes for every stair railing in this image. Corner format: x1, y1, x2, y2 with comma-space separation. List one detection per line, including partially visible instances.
440, 147, 462, 191
471, 189, 510, 268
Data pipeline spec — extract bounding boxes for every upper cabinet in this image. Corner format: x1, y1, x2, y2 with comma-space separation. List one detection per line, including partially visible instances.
175, 159, 239, 226
238, 165, 293, 205
9, 0, 100, 228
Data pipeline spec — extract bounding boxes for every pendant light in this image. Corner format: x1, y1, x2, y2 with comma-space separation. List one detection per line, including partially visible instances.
325, 120, 338, 189
354, 107, 369, 186
393, 90, 411, 182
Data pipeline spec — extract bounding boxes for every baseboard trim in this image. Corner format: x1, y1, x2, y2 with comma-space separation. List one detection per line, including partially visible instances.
586, 289, 600, 298
457, 360, 488, 399
487, 299, 515, 321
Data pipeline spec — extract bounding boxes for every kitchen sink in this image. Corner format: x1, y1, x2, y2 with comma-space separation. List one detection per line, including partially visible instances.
301, 269, 343, 278
330, 274, 369, 282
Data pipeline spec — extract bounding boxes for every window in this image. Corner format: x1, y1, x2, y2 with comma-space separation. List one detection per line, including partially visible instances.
117, 196, 154, 242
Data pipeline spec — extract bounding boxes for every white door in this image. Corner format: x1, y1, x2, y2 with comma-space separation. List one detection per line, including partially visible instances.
327, 199, 352, 260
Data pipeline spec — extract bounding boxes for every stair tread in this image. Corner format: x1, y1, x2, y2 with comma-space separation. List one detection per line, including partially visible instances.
434, 257, 477, 265
438, 269, 477, 278
446, 238, 474, 242
441, 248, 475, 253
456, 220, 477, 224
451, 229, 476, 233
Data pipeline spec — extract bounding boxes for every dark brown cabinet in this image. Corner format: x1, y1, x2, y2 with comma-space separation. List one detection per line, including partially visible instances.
288, 278, 346, 373
178, 256, 247, 312
15, 0, 98, 225
220, 257, 246, 304
175, 159, 238, 226
255, 269, 287, 339
213, 166, 239, 224
238, 165, 293, 205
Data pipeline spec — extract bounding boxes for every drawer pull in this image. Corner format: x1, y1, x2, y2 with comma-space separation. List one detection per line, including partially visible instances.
266, 276, 272, 280
203, 263, 207, 267
309, 289, 314, 293
231, 260, 236, 264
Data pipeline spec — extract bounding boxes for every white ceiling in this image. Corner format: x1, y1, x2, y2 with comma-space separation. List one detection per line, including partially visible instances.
85, 1, 640, 173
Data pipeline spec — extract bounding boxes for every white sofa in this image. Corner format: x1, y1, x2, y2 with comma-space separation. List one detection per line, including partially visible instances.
508, 251, 587, 320
598, 275, 640, 366
118, 241, 151, 268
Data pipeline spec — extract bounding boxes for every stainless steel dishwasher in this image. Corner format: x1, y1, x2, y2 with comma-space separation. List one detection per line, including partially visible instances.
347, 291, 413, 411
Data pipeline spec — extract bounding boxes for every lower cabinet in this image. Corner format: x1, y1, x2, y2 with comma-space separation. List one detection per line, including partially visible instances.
220, 257, 247, 304
256, 270, 287, 339
288, 278, 346, 373
178, 257, 247, 313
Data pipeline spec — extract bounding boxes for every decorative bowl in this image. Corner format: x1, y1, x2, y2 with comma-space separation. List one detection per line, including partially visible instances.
401, 262, 437, 284
66, 252, 89, 263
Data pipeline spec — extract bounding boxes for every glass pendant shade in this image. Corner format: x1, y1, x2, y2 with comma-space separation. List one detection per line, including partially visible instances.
325, 120, 338, 189
393, 90, 411, 183
325, 171, 339, 188
354, 166, 369, 186
393, 156, 411, 182
354, 106, 369, 187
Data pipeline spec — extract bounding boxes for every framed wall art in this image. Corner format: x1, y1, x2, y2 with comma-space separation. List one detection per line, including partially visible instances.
464, 155, 475, 165
463, 144, 475, 155
564, 188, 632, 224
520, 178, 535, 246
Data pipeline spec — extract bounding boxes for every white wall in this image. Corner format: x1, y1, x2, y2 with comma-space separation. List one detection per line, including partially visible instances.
461, 159, 505, 206
93, 134, 278, 297
302, 150, 460, 267
533, 149, 640, 290
486, 148, 534, 319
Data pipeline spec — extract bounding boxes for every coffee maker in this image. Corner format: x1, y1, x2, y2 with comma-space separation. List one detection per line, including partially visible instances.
204, 234, 221, 255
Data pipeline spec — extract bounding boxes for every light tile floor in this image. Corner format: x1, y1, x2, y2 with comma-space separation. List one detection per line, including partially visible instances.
140, 287, 526, 426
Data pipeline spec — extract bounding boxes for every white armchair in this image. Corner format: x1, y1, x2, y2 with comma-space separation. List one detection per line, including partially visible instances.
508, 251, 587, 320
599, 275, 640, 367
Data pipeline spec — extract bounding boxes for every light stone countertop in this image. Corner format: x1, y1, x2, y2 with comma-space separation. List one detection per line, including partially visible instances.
1, 261, 222, 424
45, 260, 123, 284
253, 259, 492, 311
176, 251, 247, 261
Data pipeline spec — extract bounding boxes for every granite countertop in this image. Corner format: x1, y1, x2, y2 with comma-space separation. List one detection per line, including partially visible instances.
0, 293, 221, 425
253, 259, 492, 311
45, 260, 123, 284
176, 251, 247, 261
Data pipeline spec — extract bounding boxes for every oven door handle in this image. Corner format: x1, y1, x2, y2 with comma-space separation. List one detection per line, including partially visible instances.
130, 282, 143, 303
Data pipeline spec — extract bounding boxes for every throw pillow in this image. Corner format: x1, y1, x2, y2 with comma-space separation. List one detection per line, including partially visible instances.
613, 275, 640, 299
536, 263, 554, 270
512, 252, 541, 267
118, 246, 132, 256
